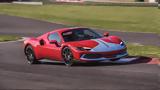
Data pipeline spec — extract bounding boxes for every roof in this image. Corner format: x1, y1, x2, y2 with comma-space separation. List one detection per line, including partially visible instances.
49, 27, 89, 34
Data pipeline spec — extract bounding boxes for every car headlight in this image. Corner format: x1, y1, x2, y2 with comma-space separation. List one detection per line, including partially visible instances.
120, 41, 126, 46
76, 47, 92, 51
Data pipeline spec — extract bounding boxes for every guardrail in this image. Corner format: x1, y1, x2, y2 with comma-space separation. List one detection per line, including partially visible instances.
52, 1, 158, 7
10, 1, 158, 7
12, 1, 43, 5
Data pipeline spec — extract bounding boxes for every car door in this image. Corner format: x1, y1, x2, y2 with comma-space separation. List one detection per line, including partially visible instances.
44, 32, 62, 61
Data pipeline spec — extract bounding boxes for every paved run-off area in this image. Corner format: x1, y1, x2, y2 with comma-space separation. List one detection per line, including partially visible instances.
0, 14, 159, 90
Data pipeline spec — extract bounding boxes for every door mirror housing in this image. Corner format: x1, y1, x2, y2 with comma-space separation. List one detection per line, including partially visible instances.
49, 40, 60, 47
49, 40, 57, 44
103, 32, 109, 37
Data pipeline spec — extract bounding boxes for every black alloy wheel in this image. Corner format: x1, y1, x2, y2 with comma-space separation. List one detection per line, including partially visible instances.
25, 45, 38, 64
62, 47, 74, 66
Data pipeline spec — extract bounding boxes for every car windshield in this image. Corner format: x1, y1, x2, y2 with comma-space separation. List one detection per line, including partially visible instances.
62, 28, 102, 42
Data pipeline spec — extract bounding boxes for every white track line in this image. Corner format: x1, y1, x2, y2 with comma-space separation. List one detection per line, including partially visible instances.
0, 37, 29, 44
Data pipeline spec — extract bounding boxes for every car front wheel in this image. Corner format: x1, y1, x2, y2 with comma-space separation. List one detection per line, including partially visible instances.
62, 47, 74, 66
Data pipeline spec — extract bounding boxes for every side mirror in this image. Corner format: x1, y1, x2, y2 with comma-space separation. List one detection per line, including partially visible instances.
103, 32, 109, 37
49, 40, 59, 47
49, 40, 57, 44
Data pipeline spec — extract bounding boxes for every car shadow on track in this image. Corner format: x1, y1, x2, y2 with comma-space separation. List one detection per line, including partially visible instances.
72, 56, 153, 67
38, 56, 154, 67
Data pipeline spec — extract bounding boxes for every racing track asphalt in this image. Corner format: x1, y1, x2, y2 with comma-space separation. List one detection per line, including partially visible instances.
0, 14, 159, 90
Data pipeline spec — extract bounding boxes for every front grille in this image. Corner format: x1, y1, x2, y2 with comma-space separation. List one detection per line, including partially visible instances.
82, 50, 127, 59
83, 54, 102, 59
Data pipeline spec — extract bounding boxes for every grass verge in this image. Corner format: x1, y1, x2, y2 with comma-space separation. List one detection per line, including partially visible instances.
0, 35, 20, 42
127, 44, 160, 58
0, 4, 159, 34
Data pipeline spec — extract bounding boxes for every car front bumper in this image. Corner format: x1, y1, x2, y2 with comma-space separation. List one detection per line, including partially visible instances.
80, 52, 128, 62
73, 48, 128, 62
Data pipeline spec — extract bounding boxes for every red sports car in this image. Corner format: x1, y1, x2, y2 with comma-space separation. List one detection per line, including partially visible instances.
24, 27, 128, 66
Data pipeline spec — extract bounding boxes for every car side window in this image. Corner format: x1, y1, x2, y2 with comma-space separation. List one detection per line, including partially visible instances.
48, 33, 61, 43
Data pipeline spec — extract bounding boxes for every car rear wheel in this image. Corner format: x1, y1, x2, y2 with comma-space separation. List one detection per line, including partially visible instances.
25, 45, 39, 64
62, 47, 74, 67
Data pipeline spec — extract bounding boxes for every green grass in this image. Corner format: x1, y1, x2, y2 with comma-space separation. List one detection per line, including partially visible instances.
127, 44, 160, 58
0, 4, 159, 34
0, 35, 20, 42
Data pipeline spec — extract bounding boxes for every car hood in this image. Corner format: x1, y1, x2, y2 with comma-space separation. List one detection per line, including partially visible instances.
66, 39, 99, 48
66, 37, 125, 52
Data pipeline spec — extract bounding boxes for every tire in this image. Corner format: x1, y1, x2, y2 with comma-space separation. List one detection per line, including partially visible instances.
25, 45, 39, 64
62, 47, 74, 67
